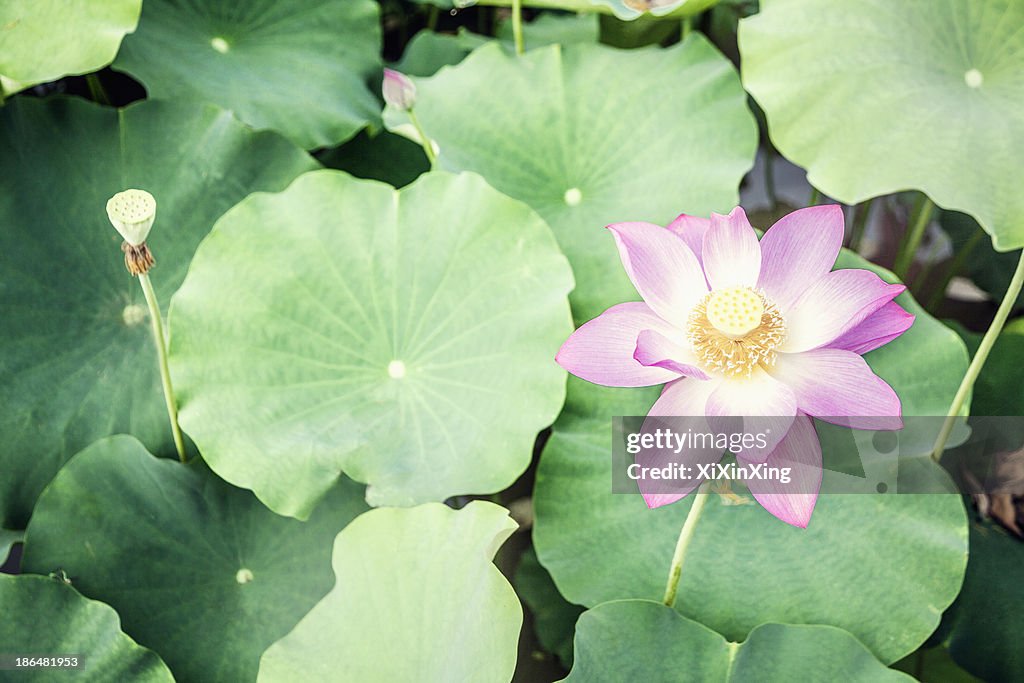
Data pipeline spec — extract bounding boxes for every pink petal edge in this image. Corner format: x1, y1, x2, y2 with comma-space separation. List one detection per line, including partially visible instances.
743, 415, 822, 528
827, 301, 915, 355
771, 349, 903, 430
758, 205, 845, 313
607, 222, 708, 329
702, 207, 761, 290
634, 329, 711, 380
781, 269, 905, 354
555, 302, 684, 387
666, 213, 711, 269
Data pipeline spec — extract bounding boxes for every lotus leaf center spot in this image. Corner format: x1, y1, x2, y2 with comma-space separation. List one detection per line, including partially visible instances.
705, 287, 765, 337
964, 69, 983, 88
122, 304, 147, 327
388, 360, 406, 379
563, 187, 583, 207
236, 568, 254, 584
211, 37, 230, 54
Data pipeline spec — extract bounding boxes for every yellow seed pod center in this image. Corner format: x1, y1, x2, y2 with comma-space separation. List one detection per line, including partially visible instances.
106, 189, 157, 247
705, 286, 764, 338
107, 189, 156, 224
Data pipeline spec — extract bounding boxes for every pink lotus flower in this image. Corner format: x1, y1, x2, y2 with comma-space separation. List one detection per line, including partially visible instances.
382, 68, 417, 110
557, 205, 913, 527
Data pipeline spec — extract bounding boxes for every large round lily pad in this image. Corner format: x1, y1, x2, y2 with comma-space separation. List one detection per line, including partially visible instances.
114, 0, 382, 149
0, 574, 173, 682
259, 501, 521, 682
565, 600, 912, 682
21, 436, 368, 683
384, 37, 757, 323
533, 249, 970, 664
740, 0, 1024, 250
0, 0, 141, 93
0, 96, 316, 534
169, 170, 574, 518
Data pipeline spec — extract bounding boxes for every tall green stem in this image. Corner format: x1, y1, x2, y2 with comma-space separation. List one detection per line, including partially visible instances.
848, 197, 874, 253
931, 249, 1024, 461
511, 0, 525, 55
662, 484, 710, 608
426, 4, 440, 31
681, 16, 693, 40
763, 151, 777, 210
926, 226, 984, 312
893, 195, 935, 279
407, 108, 437, 167
808, 187, 821, 206
138, 273, 187, 463
86, 73, 110, 105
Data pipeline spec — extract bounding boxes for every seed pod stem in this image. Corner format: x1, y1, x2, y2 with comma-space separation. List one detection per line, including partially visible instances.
138, 271, 187, 463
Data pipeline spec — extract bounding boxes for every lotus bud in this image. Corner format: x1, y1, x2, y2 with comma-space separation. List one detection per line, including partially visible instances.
382, 68, 417, 111
107, 189, 157, 275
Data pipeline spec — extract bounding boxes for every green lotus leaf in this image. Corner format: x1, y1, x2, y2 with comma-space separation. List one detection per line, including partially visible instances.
565, 600, 912, 682
893, 646, 979, 683
514, 546, 583, 668
258, 501, 521, 682
944, 521, 1024, 682
384, 37, 757, 323
740, 0, 1024, 250
395, 13, 598, 79
0, 0, 141, 91
533, 247, 970, 664
394, 30, 483, 78
950, 318, 1024, 415
943, 211, 1024, 312
0, 97, 316, 535
169, 170, 573, 518
318, 130, 429, 188
495, 11, 600, 48
0, 528, 23, 567
21, 436, 368, 682
114, 0, 382, 149
0, 574, 173, 682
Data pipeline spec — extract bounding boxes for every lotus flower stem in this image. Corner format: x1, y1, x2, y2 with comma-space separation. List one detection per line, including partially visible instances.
893, 194, 935, 279
763, 150, 778, 210
511, 0, 524, 55
138, 272, 187, 463
848, 197, 874, 253
407, 108, 437, 167
932, 248, 1024, 461
925, 225, 985, 312
86, 74, 110, 106
662, 482, 710, 608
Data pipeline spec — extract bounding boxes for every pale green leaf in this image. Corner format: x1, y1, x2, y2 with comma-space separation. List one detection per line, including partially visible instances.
169, 170, 574, 517
259, 501, 521, 683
